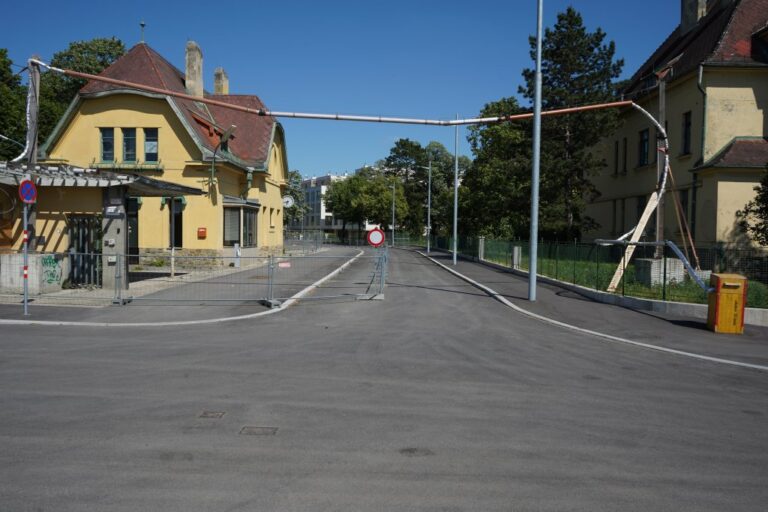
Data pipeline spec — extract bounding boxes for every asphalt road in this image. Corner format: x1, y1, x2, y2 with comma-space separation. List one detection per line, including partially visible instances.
1, 248, 767, 511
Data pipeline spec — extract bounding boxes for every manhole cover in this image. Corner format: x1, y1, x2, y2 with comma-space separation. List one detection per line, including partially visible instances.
239, 426, 278, 436
399, 447, 434, 457
199, 411, 225, 419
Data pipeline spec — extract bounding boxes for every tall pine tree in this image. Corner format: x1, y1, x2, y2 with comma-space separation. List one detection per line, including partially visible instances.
519, 7, 623, 240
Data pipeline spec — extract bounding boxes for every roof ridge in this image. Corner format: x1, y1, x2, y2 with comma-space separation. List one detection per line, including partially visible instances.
705, 0, 742, 62
139, 43, 169, 91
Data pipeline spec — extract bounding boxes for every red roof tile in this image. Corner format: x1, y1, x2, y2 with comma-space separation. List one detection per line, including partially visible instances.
79, 43, 277, 168
624, 0, 768, 97
702, 137, 768, 168
708, 0, 768, 64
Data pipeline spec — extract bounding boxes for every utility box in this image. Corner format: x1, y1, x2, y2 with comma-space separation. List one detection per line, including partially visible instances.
707, 273, 748, 334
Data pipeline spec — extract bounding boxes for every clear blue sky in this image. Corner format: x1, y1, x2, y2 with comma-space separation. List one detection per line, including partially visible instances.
4, 0, 679, 177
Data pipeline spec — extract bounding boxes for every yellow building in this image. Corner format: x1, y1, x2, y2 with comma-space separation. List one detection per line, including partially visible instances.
587, 0, 768, 247
40, 41, 289, 258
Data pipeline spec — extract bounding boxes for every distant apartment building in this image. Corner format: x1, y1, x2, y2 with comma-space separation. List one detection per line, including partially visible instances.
289, 173, 377, 236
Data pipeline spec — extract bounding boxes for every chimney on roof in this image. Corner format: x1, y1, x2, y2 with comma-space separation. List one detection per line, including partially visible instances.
681, 0, 707, 34
214, 67, 229, 95
185, 41, 204, 98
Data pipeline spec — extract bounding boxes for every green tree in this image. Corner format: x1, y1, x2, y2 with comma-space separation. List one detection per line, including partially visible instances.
519, 7, 624, 240
383, 139, 428, 235
737, 168, 768, 246
380, 138, 470, 237
325, 167, 407, 242
38, 37, 125, 143
0, 49, 27, 161
463, 97, 531, 238
283, 169, 308, 226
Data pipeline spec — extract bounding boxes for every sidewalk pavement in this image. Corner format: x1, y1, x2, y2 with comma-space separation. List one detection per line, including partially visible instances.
424, 251, 768, 368
0, 246, 367, 325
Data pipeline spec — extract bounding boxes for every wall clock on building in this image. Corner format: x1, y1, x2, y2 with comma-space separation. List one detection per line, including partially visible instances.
282, 195, 295, 208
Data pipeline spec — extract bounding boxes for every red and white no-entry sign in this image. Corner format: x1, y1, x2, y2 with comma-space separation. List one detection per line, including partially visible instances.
366, 228, 385, 247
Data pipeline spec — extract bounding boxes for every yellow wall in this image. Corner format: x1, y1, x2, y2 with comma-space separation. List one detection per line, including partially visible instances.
588, 69, 764, 246
45, 93, 288, 253
715, 170, 765, 244
9, 188, 102, 252
704, 68, 768, 160
588, 76, 702, 241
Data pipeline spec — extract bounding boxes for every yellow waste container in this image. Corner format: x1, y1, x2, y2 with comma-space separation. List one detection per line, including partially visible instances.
707, 273, 748, 334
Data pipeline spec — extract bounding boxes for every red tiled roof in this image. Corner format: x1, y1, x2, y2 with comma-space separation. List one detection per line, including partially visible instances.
701, 137, 768, 168
624, 0, 768, 97
708, 0, 768, 63
79, 43, 277, 167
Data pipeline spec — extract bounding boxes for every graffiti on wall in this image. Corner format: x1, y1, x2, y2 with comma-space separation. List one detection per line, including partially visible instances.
41, 255, 62, 284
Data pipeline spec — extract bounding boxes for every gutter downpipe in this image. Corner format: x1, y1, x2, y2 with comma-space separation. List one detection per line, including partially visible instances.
693, 64, 707, 243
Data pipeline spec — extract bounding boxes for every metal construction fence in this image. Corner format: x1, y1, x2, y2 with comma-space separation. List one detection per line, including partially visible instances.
428, 236, 768, 309
284, 229, 425, 248
0, 246, 388, 308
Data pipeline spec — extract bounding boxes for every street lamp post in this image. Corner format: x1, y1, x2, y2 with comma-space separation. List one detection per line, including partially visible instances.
391, 183, 396, 247
453, 115, 459, 265
427, 158, 432, 253
528, 0, 544, 301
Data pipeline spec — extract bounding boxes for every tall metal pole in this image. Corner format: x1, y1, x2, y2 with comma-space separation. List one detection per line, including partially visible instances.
391, 184, 396, 247
453, 114, 459, 265
427, 158, 432, 254
22, 60, 40, 316
528, 0, 544, 301
655, 72, 668, 258
22, 200, 29, 316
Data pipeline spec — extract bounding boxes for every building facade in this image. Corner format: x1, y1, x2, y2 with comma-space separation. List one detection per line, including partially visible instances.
39, 41, 289, 258
587, 0, 768, 247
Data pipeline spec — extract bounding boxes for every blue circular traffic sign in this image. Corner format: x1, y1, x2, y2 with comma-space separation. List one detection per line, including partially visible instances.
19, 179, 37, 204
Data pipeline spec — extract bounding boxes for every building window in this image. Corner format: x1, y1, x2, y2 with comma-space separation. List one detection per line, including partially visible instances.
682, 111, 692, 155
622, 137, 628, 174
270, 208, 275, 229
638, 129, 649, 167
144, 128, 158, 162
123, 128, 136, 162
613, 141, 619, 175
100, 128, 114, 162
223, 207, 240, 247
244, 208, 257, 247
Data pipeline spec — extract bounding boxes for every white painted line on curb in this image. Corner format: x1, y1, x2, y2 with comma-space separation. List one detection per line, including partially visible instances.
421, 252, 768, 373
0, 250, 365, 328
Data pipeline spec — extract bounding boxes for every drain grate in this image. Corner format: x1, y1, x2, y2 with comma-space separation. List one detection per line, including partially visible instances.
199, 411, 226, 419
239, 426, 278, 436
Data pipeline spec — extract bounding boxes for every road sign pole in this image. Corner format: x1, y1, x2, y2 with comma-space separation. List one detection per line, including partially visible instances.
23, 202, 29, 316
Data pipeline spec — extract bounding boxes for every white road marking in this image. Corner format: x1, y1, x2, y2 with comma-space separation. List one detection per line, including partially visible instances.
423, 252, 768, 373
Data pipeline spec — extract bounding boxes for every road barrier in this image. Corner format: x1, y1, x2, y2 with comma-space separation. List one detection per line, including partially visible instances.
0, 246, 388, 312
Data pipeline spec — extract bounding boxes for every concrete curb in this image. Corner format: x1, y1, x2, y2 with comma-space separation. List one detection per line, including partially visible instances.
0, 250, 365, 328
428, 248, 768, 327
420, 250, 768, 373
